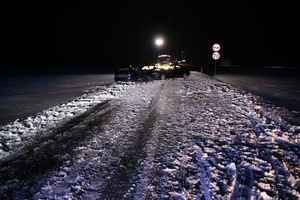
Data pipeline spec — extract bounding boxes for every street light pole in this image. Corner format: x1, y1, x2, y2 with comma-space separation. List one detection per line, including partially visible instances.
158, 46, 160, 56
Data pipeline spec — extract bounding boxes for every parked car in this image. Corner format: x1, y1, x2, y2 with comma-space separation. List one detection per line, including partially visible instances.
155, 55, 190, 79
141, 65, 164, 81
161, 65, 190, 79
114, 66, 139, 82
141, 64, 190, 80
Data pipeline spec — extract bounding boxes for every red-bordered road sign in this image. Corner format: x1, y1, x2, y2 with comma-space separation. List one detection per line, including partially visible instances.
212, 52, 220, 60
212, 43, 221, 52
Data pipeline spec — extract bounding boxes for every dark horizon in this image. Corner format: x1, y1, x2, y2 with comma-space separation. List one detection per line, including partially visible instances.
2, 2, 298, 73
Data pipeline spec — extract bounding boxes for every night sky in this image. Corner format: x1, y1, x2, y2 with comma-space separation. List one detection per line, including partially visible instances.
2, 1, 298, 72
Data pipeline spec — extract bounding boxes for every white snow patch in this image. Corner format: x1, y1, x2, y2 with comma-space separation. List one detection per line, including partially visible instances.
0, 82, 151, 161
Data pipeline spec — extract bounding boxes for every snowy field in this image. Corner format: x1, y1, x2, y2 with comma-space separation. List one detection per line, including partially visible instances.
0, 71, 299, 199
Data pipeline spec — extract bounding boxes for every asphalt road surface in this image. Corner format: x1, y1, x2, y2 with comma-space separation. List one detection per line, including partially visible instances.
214, 67, 300, 111
0, 74, 114, 125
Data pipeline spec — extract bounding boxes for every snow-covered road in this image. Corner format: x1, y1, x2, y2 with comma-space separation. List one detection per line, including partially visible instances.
0, 72, 299, 199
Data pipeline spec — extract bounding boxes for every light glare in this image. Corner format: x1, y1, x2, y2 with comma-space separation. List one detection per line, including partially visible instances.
156, 39, 163, 46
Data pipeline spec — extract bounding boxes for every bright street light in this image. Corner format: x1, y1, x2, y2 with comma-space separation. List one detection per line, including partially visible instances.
155, 38, 163, 55
155, 39, 163, 46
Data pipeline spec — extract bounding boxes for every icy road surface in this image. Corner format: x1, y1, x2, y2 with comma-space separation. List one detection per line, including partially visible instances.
0, 74, 114, 125
214, 72, 300, 112
0, 72, 299, 199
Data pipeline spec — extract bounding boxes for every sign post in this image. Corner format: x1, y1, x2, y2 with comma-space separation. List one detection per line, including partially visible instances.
212, 43, 221, 75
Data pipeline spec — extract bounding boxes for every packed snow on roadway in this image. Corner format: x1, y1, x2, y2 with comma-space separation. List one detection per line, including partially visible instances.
0, 71, 300, 199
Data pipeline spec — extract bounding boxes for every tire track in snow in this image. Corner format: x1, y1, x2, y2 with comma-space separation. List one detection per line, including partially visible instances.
35, 81, 164, 199
190, 73, 299, 199
0, 100, 113, 199
98, 87, 161, 200
132, 78, 217, 199
195, 145, 213, 200
149, 73, 300, 199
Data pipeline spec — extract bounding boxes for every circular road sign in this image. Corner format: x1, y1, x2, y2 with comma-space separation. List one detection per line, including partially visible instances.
212, 43, 221, 51
212, 52, 220, 60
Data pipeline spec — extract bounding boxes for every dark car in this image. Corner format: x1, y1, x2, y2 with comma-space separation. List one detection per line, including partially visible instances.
114, 66, 139, 82
141, 64, 190, 80
160, 65, 190, 79
155, 55, 190, 79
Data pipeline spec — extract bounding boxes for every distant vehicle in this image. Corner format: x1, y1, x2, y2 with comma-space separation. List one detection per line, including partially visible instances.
143, 55, 190, 79
114, 66, 139, 82
141, 64, 190, 80
157, 55, 176, 66
115, 55, 190, 82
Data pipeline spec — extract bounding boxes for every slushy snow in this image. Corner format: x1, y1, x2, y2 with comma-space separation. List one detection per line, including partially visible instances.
0, 71, 299, 199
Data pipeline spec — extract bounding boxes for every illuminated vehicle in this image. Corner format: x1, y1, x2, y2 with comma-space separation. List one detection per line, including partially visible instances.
154, 55, 190, 79
157, 55, 176, 66
114, 66, 139, 82
141, 65, 163, 80
141, 64, 190, 80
